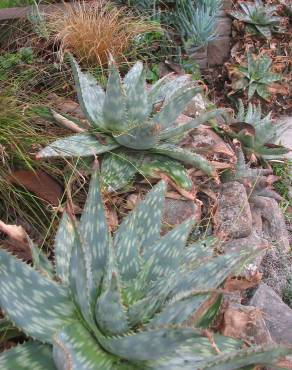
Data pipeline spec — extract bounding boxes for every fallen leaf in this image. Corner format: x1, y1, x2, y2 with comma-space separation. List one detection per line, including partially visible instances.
0, 221, 31, 260
7, 170, 63, 207
224, 271, 262, 292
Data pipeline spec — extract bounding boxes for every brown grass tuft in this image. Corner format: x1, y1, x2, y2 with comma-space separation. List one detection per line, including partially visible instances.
47, 0, 159, 67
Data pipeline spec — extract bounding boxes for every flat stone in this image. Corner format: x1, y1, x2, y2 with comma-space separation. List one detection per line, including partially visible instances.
250, 283, 292, 345
250, 196, 290, 252
208, 36, 231, 66
215, 16, 232, 36
221, 303, 273, 345
189, 47, 208, 69
277, 116, 292, 159
163, 198, 201, 229
214, 181, 252, 239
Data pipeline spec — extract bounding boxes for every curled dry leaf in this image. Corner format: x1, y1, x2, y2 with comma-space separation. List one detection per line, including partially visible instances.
0, 221, 31, 260
224, 271, 262, 292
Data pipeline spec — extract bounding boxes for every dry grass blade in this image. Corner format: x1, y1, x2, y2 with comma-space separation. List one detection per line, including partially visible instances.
47, 0, 160, 67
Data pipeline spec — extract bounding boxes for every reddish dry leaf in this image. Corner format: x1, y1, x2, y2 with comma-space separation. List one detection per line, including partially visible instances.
224, 272, 262, 292
0, 221, 31, 260
7, 170, 63, 207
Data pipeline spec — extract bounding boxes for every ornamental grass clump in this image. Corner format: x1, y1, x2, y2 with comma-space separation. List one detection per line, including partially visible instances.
48, 0, 159, 67
37, 56, 225, 191
0, 167, 291, 369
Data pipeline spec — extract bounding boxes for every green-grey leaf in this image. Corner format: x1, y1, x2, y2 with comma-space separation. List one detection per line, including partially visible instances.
101, 152, 138, 192
152, 143, 216, 176
27, 237, 54, 279
0, 342, 55, 370
54, 212, 75, 283
124, 61, 149, 123
100, 327, 205, 361
70, 56, 105, 129
143, 218, 195, 280
140, 154, 193, 190
102, 59, 127, 132
53, 323, 118, 370
95, 241, 129, 335
0, 249, 77, 343
37, 133, 119, 158
152, 87, 202, 130
79, 168, 110, 306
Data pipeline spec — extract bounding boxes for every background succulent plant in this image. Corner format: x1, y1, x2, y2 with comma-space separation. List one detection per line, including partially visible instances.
37, 56, 224, 191
0, 167, 291, 369
226, 100, 289, 160
230, 0, 281, 38
229, 52, 281, 100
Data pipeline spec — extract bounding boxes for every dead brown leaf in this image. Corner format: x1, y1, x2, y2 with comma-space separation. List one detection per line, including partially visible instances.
224, 272, 262, 292
0, 221, 31, 260
7, 170, 63, 207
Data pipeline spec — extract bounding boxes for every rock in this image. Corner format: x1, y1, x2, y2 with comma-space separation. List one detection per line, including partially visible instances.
250, 196, 290, 252
221, 0, 233, 10
183, 94, 207, 117
276, 116, 292, 159
208, 36, 231, 66
214, 181, 252, 239
221, 303, 273, 345
250, 283, 292, 345
163, 198, 201, 229
189, 47, 208, 69
215, 13, 232, 36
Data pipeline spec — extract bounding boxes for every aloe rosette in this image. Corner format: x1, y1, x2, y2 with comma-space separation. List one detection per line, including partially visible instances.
230, 99, 289, 159
37, 56, 224, 191
0, 167, 292, 369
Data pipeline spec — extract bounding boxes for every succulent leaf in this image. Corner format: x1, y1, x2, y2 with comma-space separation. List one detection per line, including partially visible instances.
53, 323, 118, 370
37, 133, 119, 159
79, 168, 110, 305
70, 56, 105, 128
152, 86, 202, 130
124, 61, 149, 123
102, 59, 127, 132
0, 342, 55, 370
27, 237, 54, 279
95, 242, 129, 335
152, 143, 216, 176
144, 218, 195, 280
99, 327, 205, 361
54, 212, 75, 283
0, 249, 77, 342
101, 152, 138, 192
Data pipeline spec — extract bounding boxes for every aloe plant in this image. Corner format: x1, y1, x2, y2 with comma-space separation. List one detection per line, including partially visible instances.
227, 100, 289, 160
230, 0, 281, 38
230, 53, 281, 100
0, 167, 291, 369
175, 0, 220, 51
37, 56, 224, 191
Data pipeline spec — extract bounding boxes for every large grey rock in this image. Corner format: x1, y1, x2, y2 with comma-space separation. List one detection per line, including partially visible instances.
250, 196, 290, 252
208, 36, 231, 66
214, 181, 252, 239
163, 198, 201, 230
250, 283, 292, 345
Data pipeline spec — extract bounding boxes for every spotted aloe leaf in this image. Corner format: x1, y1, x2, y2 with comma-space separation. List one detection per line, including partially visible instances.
152, 86, 202, 130
70, 56, 105, 128
101, 152, 138, 191
124, 61, 149, 123
37, 133, 119, 159
54, 212, 75, 283
139, 154, 193, 190
115, 181, 166, 281
95, 242, 129, 335
53, 323, 118, 370
0, 249, 77, 342
0, 342, 55, 370
79, 168, 110, 307
143, 218, 195, 280
103, 59, 127, 132
99, 327, 205, 361
152, 143, 216, 177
